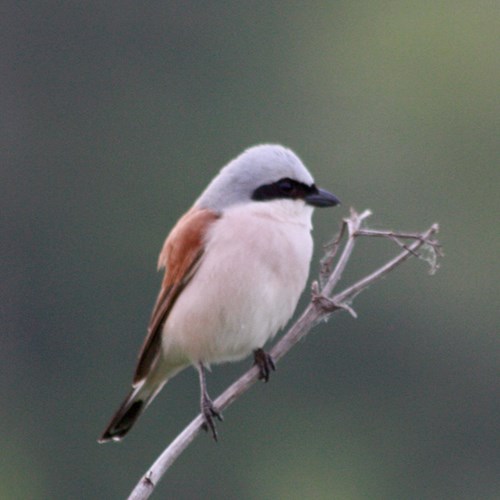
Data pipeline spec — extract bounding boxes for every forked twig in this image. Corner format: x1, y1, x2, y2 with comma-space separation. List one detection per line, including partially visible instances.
128, 209, 441, 500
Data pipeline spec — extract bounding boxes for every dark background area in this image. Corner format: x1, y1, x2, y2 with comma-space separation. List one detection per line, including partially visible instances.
1, 2, 498, 499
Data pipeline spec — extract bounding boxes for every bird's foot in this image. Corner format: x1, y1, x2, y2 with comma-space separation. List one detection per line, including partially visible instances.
201, 396, 223, 441
253, 348, 276, 383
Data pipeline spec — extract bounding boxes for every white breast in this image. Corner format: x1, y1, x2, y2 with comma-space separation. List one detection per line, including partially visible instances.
161, 200, 314, 365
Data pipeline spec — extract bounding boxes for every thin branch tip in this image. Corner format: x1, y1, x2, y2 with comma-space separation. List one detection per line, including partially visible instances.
347, 207, 372, 219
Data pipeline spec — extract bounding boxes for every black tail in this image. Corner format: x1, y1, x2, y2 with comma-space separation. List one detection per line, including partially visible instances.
98, 387, 148, 443
99, 368, 180, 443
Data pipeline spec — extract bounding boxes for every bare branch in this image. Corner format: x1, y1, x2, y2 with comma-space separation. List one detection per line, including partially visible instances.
334, 222, 440, 304
128, 210, 441, 500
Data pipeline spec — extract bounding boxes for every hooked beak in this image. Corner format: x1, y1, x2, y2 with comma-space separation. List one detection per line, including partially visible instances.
305, 187, 341, 208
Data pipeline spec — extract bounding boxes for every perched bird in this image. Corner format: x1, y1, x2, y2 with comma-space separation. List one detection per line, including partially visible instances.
99, 144, 339, 442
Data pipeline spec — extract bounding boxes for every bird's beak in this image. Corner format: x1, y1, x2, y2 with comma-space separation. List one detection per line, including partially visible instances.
305, 188, 341, 207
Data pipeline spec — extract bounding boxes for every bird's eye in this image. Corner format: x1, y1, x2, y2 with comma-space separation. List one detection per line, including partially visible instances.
278, 179, 295, 195
252, 178, 305, 202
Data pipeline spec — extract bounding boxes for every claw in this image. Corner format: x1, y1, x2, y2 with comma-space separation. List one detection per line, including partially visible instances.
201, 396, 223, 441
253, 348, 276, 382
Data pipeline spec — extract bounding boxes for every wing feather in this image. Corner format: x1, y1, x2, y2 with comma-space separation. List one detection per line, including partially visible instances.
133, 207, 220, 384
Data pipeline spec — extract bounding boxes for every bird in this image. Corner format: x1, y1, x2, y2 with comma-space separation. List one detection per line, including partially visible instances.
98, 144, 339, 443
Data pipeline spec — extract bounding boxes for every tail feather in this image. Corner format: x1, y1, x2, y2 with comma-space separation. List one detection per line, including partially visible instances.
98, 381, 164, 443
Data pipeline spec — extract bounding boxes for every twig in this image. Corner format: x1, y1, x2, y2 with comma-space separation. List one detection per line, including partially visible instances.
128, 209, 441, 500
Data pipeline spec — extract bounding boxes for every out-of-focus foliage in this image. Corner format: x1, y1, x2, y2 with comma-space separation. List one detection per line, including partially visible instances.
1, 2, 498, 498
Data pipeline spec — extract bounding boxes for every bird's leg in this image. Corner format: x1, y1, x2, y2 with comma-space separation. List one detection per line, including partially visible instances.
253, 348, 276, 382
197, 363, 223, 441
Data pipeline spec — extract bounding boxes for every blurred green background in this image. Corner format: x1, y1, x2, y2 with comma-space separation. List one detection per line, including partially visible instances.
1, 1, 498, 499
